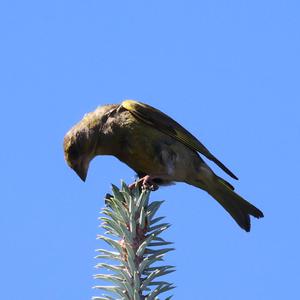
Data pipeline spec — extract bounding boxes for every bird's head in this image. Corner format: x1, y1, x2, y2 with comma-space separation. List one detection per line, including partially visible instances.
63, 105, 118, 181
64, 124, 95, 181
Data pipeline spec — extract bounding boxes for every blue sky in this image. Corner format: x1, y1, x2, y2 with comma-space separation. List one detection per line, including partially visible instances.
1, 1, 299, 299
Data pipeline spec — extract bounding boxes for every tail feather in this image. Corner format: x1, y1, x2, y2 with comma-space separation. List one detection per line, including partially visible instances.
207, 178, 264, 232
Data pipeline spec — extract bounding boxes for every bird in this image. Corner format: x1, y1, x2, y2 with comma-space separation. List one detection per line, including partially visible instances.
64, 99, 263, 232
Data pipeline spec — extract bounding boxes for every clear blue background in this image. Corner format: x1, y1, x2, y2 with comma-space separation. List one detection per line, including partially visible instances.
1, 1, 299, 299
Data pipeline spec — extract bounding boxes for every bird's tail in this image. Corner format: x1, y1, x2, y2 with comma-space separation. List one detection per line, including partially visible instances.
197, 176, 264, 232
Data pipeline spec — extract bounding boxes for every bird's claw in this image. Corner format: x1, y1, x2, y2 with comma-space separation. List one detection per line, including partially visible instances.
142, 181, 159, 191
129, 175, 159, 191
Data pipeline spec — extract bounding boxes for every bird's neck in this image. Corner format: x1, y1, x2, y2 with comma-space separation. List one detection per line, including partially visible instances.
94, 129, 122, 157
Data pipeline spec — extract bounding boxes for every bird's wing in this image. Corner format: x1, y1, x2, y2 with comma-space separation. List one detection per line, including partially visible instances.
121, 100, 238, 180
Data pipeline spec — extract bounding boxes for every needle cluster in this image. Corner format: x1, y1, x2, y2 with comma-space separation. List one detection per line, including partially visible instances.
93, 182, 175, 300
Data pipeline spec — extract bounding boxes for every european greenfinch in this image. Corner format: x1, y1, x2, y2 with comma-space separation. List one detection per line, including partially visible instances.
64, 100, 263, 231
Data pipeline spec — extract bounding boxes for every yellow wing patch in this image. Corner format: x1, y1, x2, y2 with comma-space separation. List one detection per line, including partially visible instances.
122, 100, 143, 111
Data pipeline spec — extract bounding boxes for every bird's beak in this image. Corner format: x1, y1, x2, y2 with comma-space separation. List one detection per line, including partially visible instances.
73, 158, 90, 182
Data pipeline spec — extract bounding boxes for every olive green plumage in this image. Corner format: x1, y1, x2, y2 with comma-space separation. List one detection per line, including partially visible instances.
64, 100, 264, 231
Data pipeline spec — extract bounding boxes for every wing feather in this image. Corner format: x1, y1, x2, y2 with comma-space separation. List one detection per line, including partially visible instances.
122, 100, 238, 180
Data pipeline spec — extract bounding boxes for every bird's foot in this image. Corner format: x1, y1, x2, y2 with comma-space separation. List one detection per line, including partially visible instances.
129, 175, 160, 191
